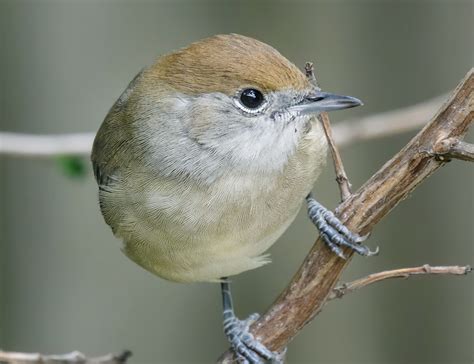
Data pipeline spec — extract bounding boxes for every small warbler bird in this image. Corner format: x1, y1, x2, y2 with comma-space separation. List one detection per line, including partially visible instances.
92, 34, 374, 363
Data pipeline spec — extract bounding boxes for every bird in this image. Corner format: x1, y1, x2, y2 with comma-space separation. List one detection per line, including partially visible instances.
91, 33, 375, 363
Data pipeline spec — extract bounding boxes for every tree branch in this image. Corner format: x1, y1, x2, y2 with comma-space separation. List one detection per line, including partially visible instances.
0, 95, 446, 158
218, 69, 473, 362
328, 265, 472, 301
0, 350, 132, 364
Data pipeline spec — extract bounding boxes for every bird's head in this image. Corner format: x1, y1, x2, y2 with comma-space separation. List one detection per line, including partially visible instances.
130, 34, 362, 175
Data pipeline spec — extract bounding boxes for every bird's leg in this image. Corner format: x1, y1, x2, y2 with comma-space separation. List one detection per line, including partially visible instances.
221, 278, 282, 364
306, 193, 379, 259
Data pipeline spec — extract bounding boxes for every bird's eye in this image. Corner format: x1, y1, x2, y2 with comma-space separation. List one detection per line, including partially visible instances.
239, 88, 265, 109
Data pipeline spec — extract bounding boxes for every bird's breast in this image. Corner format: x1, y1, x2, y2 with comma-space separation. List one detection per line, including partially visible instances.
117, 121, 328, 282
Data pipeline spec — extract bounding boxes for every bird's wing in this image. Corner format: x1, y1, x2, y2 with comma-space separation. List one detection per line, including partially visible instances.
91, 69, 148, 232
91, 68, 146, 188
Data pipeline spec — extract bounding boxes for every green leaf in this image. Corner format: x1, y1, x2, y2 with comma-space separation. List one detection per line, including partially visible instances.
56, 156, 87, 178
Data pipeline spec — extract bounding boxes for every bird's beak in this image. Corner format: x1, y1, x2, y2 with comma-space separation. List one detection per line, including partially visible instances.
289, 91, 363, 115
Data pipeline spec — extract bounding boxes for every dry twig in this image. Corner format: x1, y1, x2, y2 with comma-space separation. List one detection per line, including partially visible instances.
328, 264, 472, 301
320, 113, 353, 200
218, 69, 473, 362
305, 62, 352, 200
0, 350, 131, 364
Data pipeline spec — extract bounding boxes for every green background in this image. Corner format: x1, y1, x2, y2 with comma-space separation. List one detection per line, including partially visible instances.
1, 1, 473, 363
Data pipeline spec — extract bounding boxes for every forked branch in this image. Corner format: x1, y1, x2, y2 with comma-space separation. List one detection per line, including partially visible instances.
219, 69, 473, 362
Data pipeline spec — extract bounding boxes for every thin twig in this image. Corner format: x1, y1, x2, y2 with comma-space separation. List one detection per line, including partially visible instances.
328, 265, 472, 301
304, 62, 317, 86
218, 69, 473, 362
305, 62, 353, 201
0, 350, 132, 364
320, 113, 353, 200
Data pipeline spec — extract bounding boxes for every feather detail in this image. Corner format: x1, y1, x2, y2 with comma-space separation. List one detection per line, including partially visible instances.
146, 34, 310, 96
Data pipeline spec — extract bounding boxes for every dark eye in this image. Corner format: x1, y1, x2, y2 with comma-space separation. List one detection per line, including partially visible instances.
240, 88, 265, 109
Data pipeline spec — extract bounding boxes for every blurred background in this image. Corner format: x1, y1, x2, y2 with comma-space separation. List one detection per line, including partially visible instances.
0, 1, 473, 363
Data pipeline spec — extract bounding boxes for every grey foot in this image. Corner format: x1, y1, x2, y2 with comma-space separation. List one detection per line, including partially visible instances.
306, 194, 379, 259
224, 312, 276, 363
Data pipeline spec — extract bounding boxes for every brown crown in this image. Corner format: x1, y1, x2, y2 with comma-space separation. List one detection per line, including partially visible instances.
147, 34, 310, 96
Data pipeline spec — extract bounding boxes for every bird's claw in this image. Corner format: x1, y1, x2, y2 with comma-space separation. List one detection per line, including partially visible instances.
307, 195, 378, 259
224, 313, 275, 364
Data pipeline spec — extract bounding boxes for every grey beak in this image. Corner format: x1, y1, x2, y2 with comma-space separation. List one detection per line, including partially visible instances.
290, 91, 363, 115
